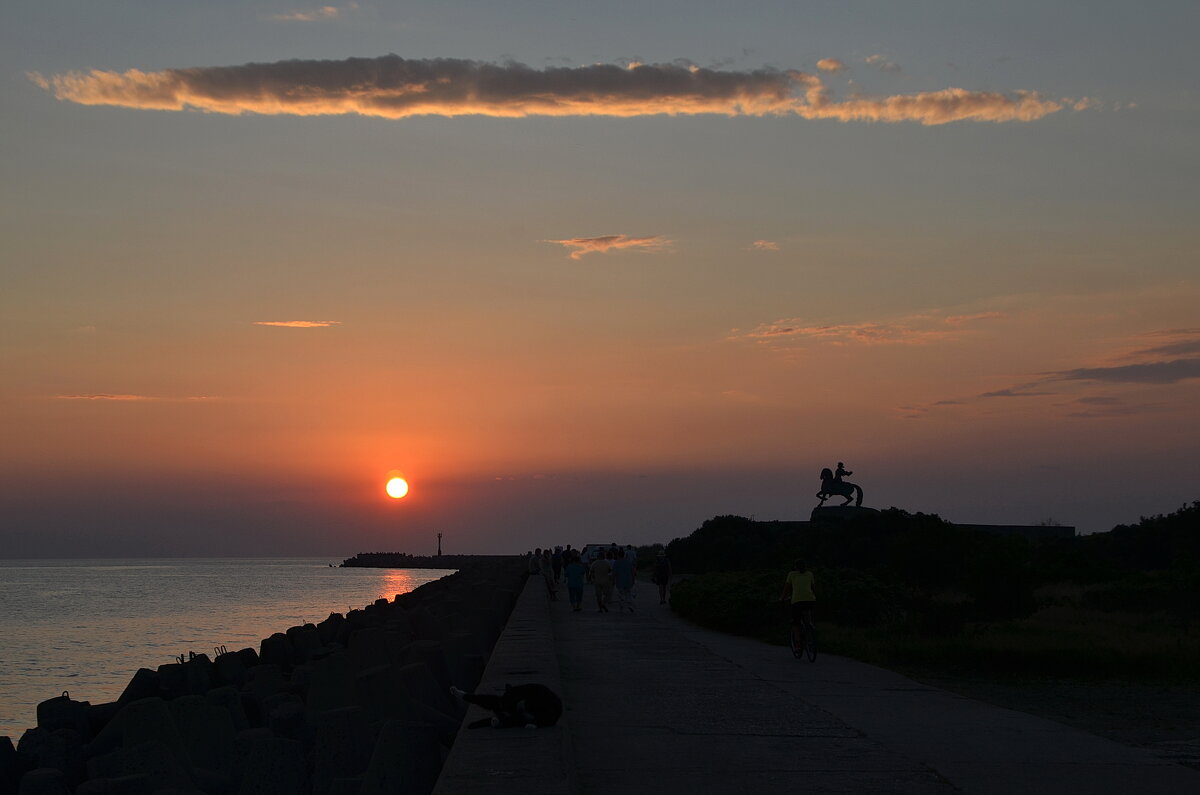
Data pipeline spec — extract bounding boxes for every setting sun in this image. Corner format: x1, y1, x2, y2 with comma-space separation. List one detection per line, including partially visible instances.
385, 476, 409, 499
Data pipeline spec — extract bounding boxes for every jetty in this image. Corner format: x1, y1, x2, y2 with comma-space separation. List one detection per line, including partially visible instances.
8, 566, 1198, 794
442, 576, 1200, 795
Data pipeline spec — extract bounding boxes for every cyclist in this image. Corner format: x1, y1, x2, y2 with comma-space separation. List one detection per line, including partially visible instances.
780, 558, 816, 654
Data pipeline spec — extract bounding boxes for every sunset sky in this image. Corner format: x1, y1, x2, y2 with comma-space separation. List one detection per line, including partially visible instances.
3, 1, 1197, 557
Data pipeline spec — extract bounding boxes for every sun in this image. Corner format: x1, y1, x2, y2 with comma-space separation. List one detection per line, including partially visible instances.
385, 476, 409, 499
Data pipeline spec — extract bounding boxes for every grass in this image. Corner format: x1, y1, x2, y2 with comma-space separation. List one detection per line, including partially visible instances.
817, 606, 1200, 680
672, 574, 1200, 681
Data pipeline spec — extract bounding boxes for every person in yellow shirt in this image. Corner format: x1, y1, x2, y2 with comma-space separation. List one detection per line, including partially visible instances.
781, 559, 816, 656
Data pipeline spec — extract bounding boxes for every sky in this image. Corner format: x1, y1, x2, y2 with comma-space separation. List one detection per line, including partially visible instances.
2, 1, 1198, 557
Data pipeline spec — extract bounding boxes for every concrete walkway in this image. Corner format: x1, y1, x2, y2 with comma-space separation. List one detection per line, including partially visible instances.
552, 591, 1200, 794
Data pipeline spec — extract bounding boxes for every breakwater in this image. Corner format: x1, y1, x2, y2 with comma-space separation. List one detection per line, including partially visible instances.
340, 553, 503, 570
2, 558, 526, 795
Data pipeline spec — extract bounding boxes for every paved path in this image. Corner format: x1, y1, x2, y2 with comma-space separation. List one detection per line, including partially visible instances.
551, 591, 1200, 794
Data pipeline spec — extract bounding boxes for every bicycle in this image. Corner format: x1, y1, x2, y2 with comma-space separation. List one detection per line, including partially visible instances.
789, 612, 817, 662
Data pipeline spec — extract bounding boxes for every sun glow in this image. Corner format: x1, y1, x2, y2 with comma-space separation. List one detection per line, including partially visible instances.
385, 476, 409, 499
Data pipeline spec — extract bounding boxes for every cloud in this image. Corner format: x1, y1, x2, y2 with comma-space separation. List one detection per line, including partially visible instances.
1128, 328, 1200, 359
865, 54, 902, 73
816, 58, 845, 73
252, 320, 342, 327
1062, 396, 1165, 419
917, 328, 1200, 414
945, 311, 1006, 325
271, 3, 356, 22
30, 56, 1077, 125
545, 235, 670, 260
750, 239, 780, 251
1049, 359, 1200, 385
737, 310, 1004, 345
52, 394, 218, 401
54, 394, 156, 401
980, 387, 1055, 398
741, 321, 951, 344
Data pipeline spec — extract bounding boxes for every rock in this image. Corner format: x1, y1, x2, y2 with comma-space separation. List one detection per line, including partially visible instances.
16, 768, 71, 795
285, 625, 322, 661
309, 708, 373, 795
263, 698, 307, 743
15, 729, 85, 789
86, 740, 195, 793
257, 635, 292, 669
358, 721, 441, 795
113, 698, 185, 757
347, 628, 393, 672
399, 644, 456, 710
36, 694, 90, 737
395, 662, 461, 718
212, 653, 247, 690
74, 774, 153, 795
85, 703, 121, 739
234, 731, 308, 795
315, 614, 344, 647
168, 696, 237, 776
327, 778, 361, 795
2, 736, 32, 794
305, 653, 358, 714
204, 688, 249, 734
116, 671, 160, 708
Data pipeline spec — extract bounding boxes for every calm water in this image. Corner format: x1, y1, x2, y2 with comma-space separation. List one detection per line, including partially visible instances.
0, 558, 454, 740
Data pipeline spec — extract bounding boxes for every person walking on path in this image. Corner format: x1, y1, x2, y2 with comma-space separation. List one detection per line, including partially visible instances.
552, 546, 564, 583
652, 551, 672, 604
589, 551, 613, 613
612, 548, 636, 613
541, 548, 558, 601
564, 551, 587, 612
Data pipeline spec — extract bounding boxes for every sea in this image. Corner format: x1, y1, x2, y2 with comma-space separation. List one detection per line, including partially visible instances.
0, 558, 455, 741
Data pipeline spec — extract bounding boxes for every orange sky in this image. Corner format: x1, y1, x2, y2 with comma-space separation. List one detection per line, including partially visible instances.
3, 2, 1198, 555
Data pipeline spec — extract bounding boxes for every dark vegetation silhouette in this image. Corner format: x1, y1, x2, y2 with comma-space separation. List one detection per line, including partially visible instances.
668, 503, 1200, 677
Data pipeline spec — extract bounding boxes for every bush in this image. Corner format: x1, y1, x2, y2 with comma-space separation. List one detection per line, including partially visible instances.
670, 571, 784, 642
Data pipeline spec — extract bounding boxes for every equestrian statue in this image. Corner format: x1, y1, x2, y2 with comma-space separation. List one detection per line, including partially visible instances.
817, 461, 863, 507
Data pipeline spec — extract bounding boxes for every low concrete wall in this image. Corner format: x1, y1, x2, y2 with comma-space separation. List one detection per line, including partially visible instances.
433, 576, 575, 795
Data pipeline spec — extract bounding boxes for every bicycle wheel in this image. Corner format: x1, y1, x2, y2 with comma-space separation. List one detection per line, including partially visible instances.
805, 623, 817, 662
789, 626, 804, 659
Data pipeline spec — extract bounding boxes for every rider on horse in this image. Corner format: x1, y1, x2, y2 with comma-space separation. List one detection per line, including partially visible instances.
817, 462, 863, 507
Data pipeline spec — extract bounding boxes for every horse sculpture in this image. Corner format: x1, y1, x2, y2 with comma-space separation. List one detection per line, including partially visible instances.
817, 467, 863, 507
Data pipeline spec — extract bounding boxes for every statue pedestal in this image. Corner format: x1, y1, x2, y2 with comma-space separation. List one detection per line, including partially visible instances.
810, 505, 879, 523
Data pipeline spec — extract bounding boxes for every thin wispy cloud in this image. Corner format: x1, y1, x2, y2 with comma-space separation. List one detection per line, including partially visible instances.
30, 56, 1081, 125
252, 320, 342, 328
945, 311, 1006, 325
545, 235, 670, 260
271, 3, 357, 22
1061, 396, 1164, 419
750, 239, 780, 251
980, 387, 1055, 398
1049, 359, 1200, 385
53, 394, 218, 402
912, 328, 1200, 417
816, 58, 845, 73
54, 394, 156, 401
1126, 328, 1200, 359
737, 311, 1002, 345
